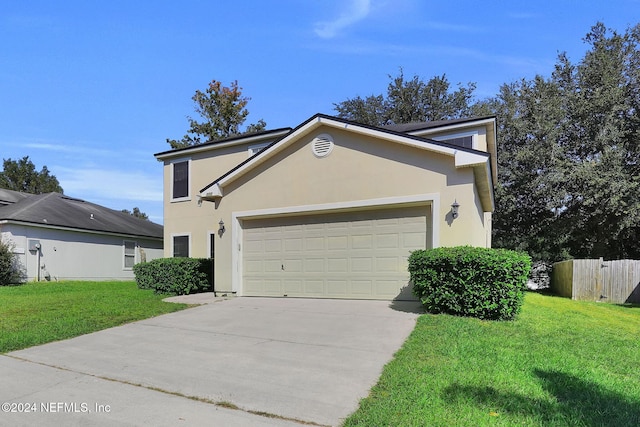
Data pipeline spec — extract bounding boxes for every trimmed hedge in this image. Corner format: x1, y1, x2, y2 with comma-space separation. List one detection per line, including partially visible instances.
133, 258, 213, 295
409, 246, 531, 321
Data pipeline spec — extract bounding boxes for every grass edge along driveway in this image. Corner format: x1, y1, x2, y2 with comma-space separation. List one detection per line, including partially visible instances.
343, 292, 640, 427
0, 281, 189, 353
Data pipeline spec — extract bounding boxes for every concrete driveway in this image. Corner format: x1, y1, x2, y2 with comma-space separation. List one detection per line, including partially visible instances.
1, 296, 421, 426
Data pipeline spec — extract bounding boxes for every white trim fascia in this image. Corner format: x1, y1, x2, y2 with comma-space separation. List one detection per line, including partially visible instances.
230, 193, 440, 295
154, 129, 291, 161
0, 219, 163, 241
216, 117, 461, 190
200, 183, 223, 200
407, 118, 496, 137
454, 150, 490, 168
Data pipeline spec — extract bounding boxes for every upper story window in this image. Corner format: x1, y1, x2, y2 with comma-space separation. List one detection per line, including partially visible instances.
433, 131, 478, 150
442, 135, 473, 149
171, 159, 190, 201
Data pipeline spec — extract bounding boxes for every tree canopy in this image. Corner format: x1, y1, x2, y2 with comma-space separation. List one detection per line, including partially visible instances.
483, 22, 640, 262
334, 69, 477, 126
121, 207, 149, 221
333, 22, 640, 264
167, 79, 267, 149
0, 156, 63, 194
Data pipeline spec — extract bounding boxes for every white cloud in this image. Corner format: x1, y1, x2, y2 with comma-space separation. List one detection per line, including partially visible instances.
23, 142, 114, 158
57, 167, 163, 203
314, 0, 372, 39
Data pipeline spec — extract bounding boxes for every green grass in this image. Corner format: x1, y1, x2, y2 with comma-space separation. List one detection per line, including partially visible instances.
0, 281, 189, 353
344, 292, 640, 427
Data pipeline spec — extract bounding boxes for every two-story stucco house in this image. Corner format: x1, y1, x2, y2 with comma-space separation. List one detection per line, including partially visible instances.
154, 113, 497, 300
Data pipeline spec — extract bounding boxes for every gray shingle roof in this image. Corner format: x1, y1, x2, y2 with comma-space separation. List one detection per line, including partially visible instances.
0, 192, 162, 239
0, 189, 32, 206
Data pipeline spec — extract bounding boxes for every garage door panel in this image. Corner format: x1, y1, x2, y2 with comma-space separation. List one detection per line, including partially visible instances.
351, 257, 373, 272
283, 280, 303, 294
403, 231, 426, 248
284, 238, 303, 252
304, 258, 325, 272
305, 237, 324, 250
377, 233, 399, 248
351, 280, 373, 296
283, 259, 303, 272
245, 259, 264, 274
376, 280, 401, 296
327, 236, 348, 250
264, 260, 282, 272
376, 257, 399, 272
327, 280, 348, 296
327, 258, 348, 273
243, 206, 429, 300
352, 234, 373, 249
305, 280, 324, 294
263, 280, 282, 295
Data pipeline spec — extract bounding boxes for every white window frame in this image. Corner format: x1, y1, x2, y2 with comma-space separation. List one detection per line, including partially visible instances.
171, 233, 191, 258
248, 143, 270, 157
207, 230, 216, 259
431, 130, 478, 150
123, 240, 137, 270
170, 158, 191, 202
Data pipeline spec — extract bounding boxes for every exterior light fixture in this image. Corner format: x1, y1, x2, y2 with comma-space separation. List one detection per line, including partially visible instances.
218, 219, 225, 234
451, 200, 460, 219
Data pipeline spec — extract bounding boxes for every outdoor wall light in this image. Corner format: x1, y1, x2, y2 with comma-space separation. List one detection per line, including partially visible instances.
218, 219, 225, 234
451, 200, 460, 219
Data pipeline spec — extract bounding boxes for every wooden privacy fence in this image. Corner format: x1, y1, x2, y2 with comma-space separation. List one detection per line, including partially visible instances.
551, 258, 640, 304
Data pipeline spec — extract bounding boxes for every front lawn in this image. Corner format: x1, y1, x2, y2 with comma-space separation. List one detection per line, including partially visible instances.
0, 281, 189, 353
344, 292, 640, 426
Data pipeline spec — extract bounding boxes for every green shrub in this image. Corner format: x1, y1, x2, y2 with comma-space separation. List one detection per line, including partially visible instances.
0, 239, 25, 286
133, 258, 213, 295
408, 246, 531, 321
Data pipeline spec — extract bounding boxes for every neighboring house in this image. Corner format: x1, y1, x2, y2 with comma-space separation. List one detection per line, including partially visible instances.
0, 190, 163, 281
154, 113, 497, 300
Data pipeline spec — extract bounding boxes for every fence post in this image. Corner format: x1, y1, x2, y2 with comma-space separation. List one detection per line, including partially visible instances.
595, 257, 604, 301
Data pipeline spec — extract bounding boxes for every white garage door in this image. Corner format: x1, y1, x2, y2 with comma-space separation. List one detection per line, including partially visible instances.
242, 206, 429, 300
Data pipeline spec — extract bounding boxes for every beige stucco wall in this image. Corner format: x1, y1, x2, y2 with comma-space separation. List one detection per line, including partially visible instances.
162, 142, 258, 259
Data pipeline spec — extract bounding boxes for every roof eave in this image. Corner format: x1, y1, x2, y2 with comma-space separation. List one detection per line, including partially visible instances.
0, 219, 163, 240
154, 128, 292, 161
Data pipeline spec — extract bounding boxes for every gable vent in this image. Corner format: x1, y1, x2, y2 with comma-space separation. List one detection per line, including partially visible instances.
311, 133, 334, 157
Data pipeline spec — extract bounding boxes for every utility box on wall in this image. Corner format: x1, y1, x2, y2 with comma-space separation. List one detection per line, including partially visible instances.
28, 239, 41, 251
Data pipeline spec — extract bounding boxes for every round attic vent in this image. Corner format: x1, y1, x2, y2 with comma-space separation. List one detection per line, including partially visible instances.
311, 133, 334, 157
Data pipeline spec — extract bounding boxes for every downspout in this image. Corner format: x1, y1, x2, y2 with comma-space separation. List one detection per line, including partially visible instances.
35, 243, 41, 281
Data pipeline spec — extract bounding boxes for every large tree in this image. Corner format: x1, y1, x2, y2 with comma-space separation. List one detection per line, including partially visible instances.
334, 69, 477, 126
0, 156, 63, 194
167, 79, 267, 149
487, 22, 640, 262
121, 207, 149, 221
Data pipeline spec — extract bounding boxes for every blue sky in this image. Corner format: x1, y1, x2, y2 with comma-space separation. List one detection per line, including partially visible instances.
1, 0, 637, 224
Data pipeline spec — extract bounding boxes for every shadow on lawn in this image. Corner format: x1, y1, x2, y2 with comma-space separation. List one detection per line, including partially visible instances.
443, 369, 640, 426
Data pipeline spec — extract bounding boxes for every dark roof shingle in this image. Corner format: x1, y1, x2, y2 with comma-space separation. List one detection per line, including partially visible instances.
0, 192, 162, 239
